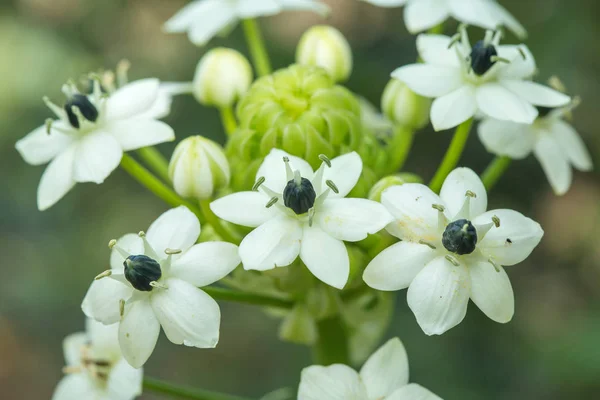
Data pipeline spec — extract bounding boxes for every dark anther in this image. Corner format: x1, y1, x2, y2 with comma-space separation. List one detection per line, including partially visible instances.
124, 255, 162, 291
64, 94, 99, 128
470, 40, 498, 76
283, 177, 316, 215
442, 219, 478, 255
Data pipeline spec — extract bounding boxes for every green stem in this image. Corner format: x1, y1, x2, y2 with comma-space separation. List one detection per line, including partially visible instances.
242, 19, 272, 77
203, 287, 293, 309
481, 156, 512, 190
199, 200, 242, 245
312, 316, 349, 365
219, 107, 238, 136
120, 154, 203, 221
428, 118, 473, 193
136, 146, 171, 183
385, 126, 415, 174
143, 377, 252, 400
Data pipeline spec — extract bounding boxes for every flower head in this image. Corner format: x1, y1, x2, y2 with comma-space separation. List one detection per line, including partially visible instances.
363, 168, 544, 335
16, 77, 175, 210
52, 318, 142, 400
81, 206, 240, 368
211, 149, 393, 289
298, 337, 441, 400
392, 27, 571, 130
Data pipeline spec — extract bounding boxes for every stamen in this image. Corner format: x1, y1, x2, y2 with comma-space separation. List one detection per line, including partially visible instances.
418, 240, 436, 250
491, 29, 503, 46
283, 157, 294, 182
252, 176, 266, 191
62, 366, 82, 374
108, 239, 117, 249
325, 180, 339, 194
431, 204, 445, 212
447, 33, 461, 49
466, 190, 476, 198
43, 96, 65, 119
149, 281, 168, 289
108, 239, 131, 259
318, 154, 332, 167
265, 197, 279, 208
492, 215, 500, 228
138, 231, 160, 260
164, 248, 182, 255
488, 258, 501, 272
45, 119, 53, 135
445, 255, 460, 266
517, 46, 527, 60
116, 59, 131, 87
119, 299, 125, 317
483, 30, 494, 47
548, 76, 567, 93
95, 270, 112, 280
293, 169, 302, 186
490, 55, 510, 64
308, 208, 315, 227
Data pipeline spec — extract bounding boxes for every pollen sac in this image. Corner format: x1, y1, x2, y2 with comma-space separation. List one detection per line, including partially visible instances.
283, 177, 316, 215
124, 255, 162, 292
64, 94, 99, 128
442, 219, 478, 255
469, 40, 498, 76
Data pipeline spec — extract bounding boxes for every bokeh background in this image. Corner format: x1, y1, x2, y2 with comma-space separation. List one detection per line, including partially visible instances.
1, 0, 599, 399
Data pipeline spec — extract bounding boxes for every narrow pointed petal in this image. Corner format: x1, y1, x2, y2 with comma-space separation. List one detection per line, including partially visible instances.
82, 274, 133, 325
321, 151, 362, 198
417, 34, 461, 67
404, 0, 450, 34
469, 261, 514, 323
119, 299, 160, 368
16, 124, 73, 166
387, 383, 442, 400
105, 79, 160, 120
477, 119, 535, 159
109, 233, 144, 270
550, 119, 593, 171
407, 256, 470, 335
476, 83, 538, 124
37, 145, 77, 211
52, 374, 98, 400
359, 337, 409, 398
107, 119, 174, 151
146, 206, 200, 254
210, 191, 279, 227
300, 224, 349, 289
440, 167, 487, 219
298, 365, 367, 400
392, 64, 463, 98
501, 80, 571, 108
430, 85, 477, 131
257, 148, 314, 193
72, 131, 123, 184
106, 359, 144, 399
533, 133, 572, 195
171, 242, 240, 287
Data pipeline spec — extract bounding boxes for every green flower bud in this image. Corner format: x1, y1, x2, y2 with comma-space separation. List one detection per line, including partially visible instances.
278, 304, 317, 345
193, 48, 253, 108
168, 136, 230, 200
368, 173, 423, 202
296, 25, 353, 82
381, 79, 431, 130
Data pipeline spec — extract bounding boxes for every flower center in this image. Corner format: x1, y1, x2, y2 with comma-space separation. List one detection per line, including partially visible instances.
470, 40, 498, 76
283, 176, 316, 215
124, 255, 162, 291
442, 219, 478, 255
64, 94, 99, 129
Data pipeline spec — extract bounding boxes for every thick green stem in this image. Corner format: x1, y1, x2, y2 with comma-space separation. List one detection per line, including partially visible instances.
385, 126, 415, 174
312, 316, 349, 365
136, 146, 171, 183
429, 119, 473, 193
199, 200, 242, 245
143, 377, 252, 400
482, 156, 512, 190
242, 19, 272, 77
203, 286, 293, 309
120, 154, 203, 221
219, 106, 238, 136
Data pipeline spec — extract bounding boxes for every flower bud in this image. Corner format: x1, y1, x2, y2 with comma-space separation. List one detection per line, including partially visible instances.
381, 79, 431, 130
278, 304, 317, 345
296, 25, 353, 82
168, 136, 230, 200
192, 48, 253, 108
368, 173, 423, 202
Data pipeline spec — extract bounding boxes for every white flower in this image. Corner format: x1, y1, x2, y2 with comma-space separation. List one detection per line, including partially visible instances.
81, 206, 240, 368
478, 103, 593, 195
296, 25, 353, 82
164, 0, 330, 47
363, 168, 544, 335
392, 27, 571, 131
361, 0, 526, 38
210, 149, 393, 289
15, 79, 175, 210
53, 318, 142, 400
298, 337, 441, 400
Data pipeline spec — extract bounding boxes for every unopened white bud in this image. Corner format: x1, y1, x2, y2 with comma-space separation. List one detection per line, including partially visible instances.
296, 25, 353, 82
381, 79, 431, 130
193, 48, 253, 108
168, 136, 230, 200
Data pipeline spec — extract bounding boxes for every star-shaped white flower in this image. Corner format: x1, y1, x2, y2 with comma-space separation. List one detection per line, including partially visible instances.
478, 103, 593, 195
210, 149, 393, 289
53, 318, 142, 400
392, 27, 571, 131
81, 206, 240, 368
363, 168, 544, 335
164, 0, 330, 46
298, 337, 441, 400
16, 79, 175, 210
361, 0, 526, 38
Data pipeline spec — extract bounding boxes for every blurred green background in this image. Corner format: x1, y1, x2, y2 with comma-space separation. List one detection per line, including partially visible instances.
1, 0, 599, 399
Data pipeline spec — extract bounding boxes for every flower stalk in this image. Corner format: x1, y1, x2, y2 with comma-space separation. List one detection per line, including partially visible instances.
219, 106, 238, 136
385, 126, 415, 174
199, 200, 242, 245
481, 155, 512, 190
143, 377, 252, 400
242, 19, 272, 77
137, 146, 171, 183
311, 316, 350, 365
429, 118, 473, 193
203, 286, 294, 309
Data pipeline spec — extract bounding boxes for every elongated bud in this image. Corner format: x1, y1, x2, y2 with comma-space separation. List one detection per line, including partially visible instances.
193, 48, 253, 108
168, 136, 230, 200
368, 173, 423, 202
296, 25, 353, 82
381, 79, 431, 130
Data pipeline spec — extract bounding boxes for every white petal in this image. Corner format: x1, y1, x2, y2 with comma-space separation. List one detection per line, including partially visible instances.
407, 256, 470, 335
549, 119, 593, 171
361, 0, 407, 7
391, 64, 463, 98
469, 261, 514, 323
416, 34, 460, 67
496, 45, 536, 80
363, 241, 437, 291
188, 7, 237, 46
486, 1, 527, 39
501, 80, 571, 108
86, 318, 121, 358
404, 0, 450, 34
110, 233, 144, 270
477, 118, 535, 159
16, 124, 73, 166
430, 85, 477, 131
136, 85, 174, 120
151, 278, 220, 348
63, 332, 87, 366
105, 78, 160, 120
119, 298, 160, 368
171, 242, 240, 287
82, 274, 133, 325
277, 0, 331, 16
440, 167, 487, 219
72, 131, 123, 184
476, 83, 538, 124
300, 224, 349, 289
37, 145, 77, 211
298, 364, 367, 400
106, 359, 144, 399
236, 0, 280, 18
210, 191, 279, 227
146, 206, 200, 253
106, 119, 175, 151
381, 183, 441, 243
239, 216, 302, 270
448, 0, 502, 30
533, 133, 572, 195
257, 148, 314, 193
359, 337, 409, 398
387, 383, 442, 400
315, 198, 392, 242
473, 209, 543, 266
321, 152, 362, 198
163, 0, 223, 32
52, 374, 97, 400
